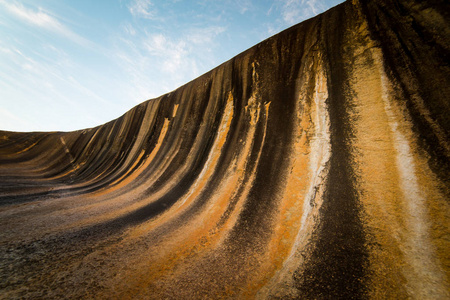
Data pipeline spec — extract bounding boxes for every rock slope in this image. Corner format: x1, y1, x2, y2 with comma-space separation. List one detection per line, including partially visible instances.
0, 0, 449, 298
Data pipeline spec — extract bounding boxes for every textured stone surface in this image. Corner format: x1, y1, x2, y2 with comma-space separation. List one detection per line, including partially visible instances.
0, 0, 449, 298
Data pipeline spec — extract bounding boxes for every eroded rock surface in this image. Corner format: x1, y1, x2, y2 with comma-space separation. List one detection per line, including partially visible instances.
1, 0, 449, 298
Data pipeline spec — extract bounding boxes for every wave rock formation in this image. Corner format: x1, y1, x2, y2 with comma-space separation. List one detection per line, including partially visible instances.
1, 0, 449, 298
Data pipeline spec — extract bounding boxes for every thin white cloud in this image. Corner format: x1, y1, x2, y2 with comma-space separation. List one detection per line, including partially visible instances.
0, 45, 13, 55
0, 107, 32, 125
235, 0, 252, 14
0, 0, 91, 47
266, 25, 278, 37
142, 26, 226, 76
281, 0, 325, 26
264, 0, 332, 38
122, 23, 136, 36
304, 0, 322, 15
186, 26, 227, 45
144, 33, 193, 78
0, 0, 59, 27
0, 37, 118, 132
128, 0, 157, 19
111, 23, 227, 105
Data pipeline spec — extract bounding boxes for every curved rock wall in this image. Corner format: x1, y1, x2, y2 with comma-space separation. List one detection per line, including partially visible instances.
0, 0, 449, 298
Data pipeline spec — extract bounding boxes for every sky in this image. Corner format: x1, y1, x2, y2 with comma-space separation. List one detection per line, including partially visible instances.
0, 0, 344, 132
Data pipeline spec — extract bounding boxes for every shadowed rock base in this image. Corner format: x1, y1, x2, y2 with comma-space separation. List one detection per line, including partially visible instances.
0, 0, 449, 298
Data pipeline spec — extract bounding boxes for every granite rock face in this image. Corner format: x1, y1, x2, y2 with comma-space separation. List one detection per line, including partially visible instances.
0, 0, 449, 298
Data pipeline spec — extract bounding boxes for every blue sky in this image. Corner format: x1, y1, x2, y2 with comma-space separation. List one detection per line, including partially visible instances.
0, 0, 343, 132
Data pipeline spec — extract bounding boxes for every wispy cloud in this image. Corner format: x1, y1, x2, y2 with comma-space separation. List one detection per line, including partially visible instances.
0, 38, 116, 131
144, 34, 188, 74
122, 23, 136, 36
112, 23, 227, 103
186, 26, 227, 45
281, 0, 325, 25
143, 26, 226, 77
263, 0, 330, 38
0, 0, 91, 47
234, 0, 252, 14
128, 0, 157, 19
0, 107, 36, 131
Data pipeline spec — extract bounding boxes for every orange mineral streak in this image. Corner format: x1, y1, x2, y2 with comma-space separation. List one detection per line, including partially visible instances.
13, 140, 40, 155
129, 92, 235, 237
91, 102, 165, 195
254, 60, 331, 298
218, 99, 270, 241
94, 118, 170, 197
172, 103, 179, 118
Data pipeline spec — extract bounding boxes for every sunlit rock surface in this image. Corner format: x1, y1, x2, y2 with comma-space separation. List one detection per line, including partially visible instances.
1, 0, 449, 298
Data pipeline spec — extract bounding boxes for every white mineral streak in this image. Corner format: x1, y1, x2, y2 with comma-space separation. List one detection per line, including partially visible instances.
258, 59, 331, 298
299, 62, 330, 235
378, 52, 447, 299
